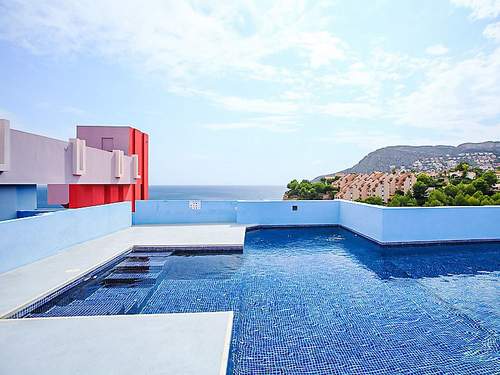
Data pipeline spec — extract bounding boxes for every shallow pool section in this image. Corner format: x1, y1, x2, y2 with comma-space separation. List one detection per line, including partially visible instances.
23, 228, 500, 374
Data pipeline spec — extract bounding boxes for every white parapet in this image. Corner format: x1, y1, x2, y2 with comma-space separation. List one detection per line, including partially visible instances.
0, 119, 10, 172
113, 149, 124, 178
70, 138, 87, 176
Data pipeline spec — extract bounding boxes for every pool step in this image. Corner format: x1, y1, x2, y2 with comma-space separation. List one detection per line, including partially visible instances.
132, 247, 175, 253
33, 300, 127, 317
115, 259, 169, 271
31, 287, 152, 317
86, 287, 151, 312
103, 271, 161, 285
126, 252, 173, 258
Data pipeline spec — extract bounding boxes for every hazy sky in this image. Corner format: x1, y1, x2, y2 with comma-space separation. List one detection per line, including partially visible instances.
1, 0, 499, 184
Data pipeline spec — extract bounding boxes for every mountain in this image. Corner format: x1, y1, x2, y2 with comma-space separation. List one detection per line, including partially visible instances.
313, 141, 500, 181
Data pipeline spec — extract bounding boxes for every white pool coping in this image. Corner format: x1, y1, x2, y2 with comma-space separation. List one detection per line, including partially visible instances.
0, 312, 234, 375
0, 224, 246, 318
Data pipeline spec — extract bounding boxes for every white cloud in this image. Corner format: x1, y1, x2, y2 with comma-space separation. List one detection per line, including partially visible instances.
391, 47, 500, 137
322, 65, 374, 87
450, 0, 500, 19
294, 31, 346, 68
205, 92, 300, 115
60, 106, 86, 116
1, 0, 499, 149
484, 21, 500, 41
315, 130, 434, 149
0, 1, 339, 84
203, 116, 298, 132
317, 102, 383, 119
281, 91, 311, 100
425, 44, 449, 55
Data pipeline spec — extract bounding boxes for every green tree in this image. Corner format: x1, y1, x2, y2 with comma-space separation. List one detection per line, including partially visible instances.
424, 199, 444, 207
491, 192, 500, 204
357, 196, 384, 205
412, 181, 428, 205
481, 196, 494, 205
457, 183, 475, 196
467, 196, 481, 206
443, 184, 459, 198
472, 177, 489, 194
388, 192, 417, 207
285, 179, 336, 200
426, 189, 449, 206
482, 170, 498, 186
456, 162, 469, 172
417, 173, 436, 186
453, 193, 469, 206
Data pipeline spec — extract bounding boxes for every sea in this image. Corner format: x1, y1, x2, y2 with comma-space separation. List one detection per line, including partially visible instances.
37, 185, 287, 208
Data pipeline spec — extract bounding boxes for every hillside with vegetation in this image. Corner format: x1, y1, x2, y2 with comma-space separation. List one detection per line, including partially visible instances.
387, 164, 499, 207
286, 163, 500, 206
314, 141, 500, 180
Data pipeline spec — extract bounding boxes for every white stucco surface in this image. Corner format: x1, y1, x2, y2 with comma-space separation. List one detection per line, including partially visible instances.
0, 224, 246, 318
0, 312, 233, 375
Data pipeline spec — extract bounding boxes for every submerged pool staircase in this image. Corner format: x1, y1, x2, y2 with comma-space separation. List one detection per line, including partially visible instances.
28, 248, 176, 318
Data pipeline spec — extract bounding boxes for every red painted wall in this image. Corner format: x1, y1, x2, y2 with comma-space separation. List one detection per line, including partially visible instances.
68, 184, 134, 209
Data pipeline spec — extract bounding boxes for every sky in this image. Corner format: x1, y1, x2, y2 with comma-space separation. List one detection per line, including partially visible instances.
0, 0, 499, 185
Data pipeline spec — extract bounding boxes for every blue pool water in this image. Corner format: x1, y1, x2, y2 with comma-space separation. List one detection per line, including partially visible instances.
26, 228, 500, 374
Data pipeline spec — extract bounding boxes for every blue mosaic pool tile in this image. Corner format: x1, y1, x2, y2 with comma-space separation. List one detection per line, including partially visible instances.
141, 278, 240, 314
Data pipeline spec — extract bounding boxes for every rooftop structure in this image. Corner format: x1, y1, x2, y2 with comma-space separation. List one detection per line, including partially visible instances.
0, 119, 148, 220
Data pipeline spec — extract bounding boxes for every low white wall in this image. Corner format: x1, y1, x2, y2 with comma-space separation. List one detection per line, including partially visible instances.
0, 202, 132, 273
381, 205, 500, 244
338, 200, 384, 242
134, 199, 500, 245
133, 200, 237, 224
236, 200, 340, 225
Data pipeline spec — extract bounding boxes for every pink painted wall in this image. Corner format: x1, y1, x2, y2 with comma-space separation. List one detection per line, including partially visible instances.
0, 129, 136, 185
47, 184, 69, 205
77, 126, 131, 155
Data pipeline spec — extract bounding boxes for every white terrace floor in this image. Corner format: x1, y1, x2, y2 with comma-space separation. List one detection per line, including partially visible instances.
0, 224, 246, 375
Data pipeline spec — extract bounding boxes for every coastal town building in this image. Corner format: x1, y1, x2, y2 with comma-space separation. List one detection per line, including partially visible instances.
404, 152, 498, 173
334, 172, 417, 203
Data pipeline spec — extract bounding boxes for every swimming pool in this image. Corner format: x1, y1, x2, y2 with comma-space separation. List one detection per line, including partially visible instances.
25, 227, 500, 374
